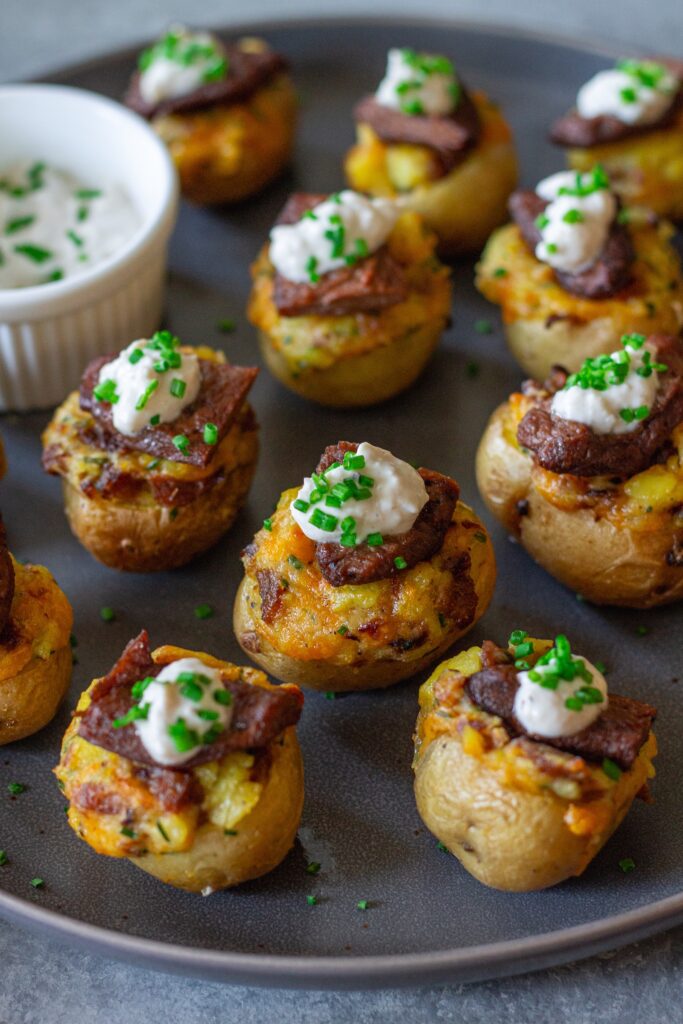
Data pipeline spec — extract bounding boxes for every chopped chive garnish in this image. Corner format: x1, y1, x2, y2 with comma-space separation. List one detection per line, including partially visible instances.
14, 243, 53, 263
436, 841, 448, 852
172, 434, 190, 454
29, 878, 44, 889
203, 422, 218, 445
156, 821, 171, 841
135, 379, 158, 410
66, 229, 83, 248
356, 899, 369, 911
194, 603, 214, 620
7, 782, 25, 795
324, 691, 335, 700
474, 319, 493, 335
217, 318, 236, 333
149, 415, 161, 426
337, 624, 349, 636
74, 189, 102, 200
305, 861, 321, 875
213, 689, 232, 706
224, 828, 238, 836
394, 556, 408, 570
602, 758, 622, 781
0, 851, 7, 866
93, 378, 119, 404
619, 857, 636, 873
120, 826, 136, 839
100, 606, 115, 622
466, 361, 480, 378
366, 532, 384, 546
306, 895, 318, 906
263, 518, 273, 531
288, 554, 303, 569
493, 267, 508, 277
128, 348, 144, 365
5, 215, 35, 235
170, 378, 186, 398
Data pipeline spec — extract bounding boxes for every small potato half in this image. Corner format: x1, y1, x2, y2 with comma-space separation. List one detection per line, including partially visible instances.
476, 217, 683, 380
413, 646, 657, 892
0, 559, 73, 745
476, 401, 683, 607
56, 646, 304, 893
248, 212, 452, 408
345, 92, 518, 256
234, 496, 496, 692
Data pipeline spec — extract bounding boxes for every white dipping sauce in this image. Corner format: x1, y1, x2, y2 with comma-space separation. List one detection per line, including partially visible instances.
138, 27, 227, 106
269, 190, 398, 284
577, 64, 677, 127
97, 337, 200, 437
291, 442, 428, 546
551, 341, 659, 435
0, 162, 138, 290
534, 170, 616, 274
134, 657, 232, 768
375, 47, 458, 117
514, 656, 608, 738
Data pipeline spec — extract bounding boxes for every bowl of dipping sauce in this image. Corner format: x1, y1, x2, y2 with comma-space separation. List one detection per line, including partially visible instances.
0, 84, 179, 410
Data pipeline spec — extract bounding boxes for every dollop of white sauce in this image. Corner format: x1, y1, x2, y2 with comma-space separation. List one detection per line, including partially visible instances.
374, 47, 458, 117
269, 190, 398, 284
514, 656, 608, 738
134, 657, 232, 768
0, 163, 139, 290
577, 65, 677, 126
551, 341, 659, 435
97, 338, 200, 436
139, 27, 227, 105
534, 170, 616, 274
291, 442, 428, 545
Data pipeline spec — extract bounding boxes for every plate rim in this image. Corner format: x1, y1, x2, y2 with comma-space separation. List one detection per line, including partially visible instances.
2, 12, 681, 990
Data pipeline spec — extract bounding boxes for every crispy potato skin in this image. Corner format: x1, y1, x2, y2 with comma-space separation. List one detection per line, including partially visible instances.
565, 106, 683, 221
0, 559, 73, 745
476, 218, 683, 379
476, 400, 683, 607
153, 70, 297, 205
56, 646, 304, 893
42, 347, 259, 572
233, 496, 496, 692
413, 646, 657, 892
345, 92, 519, 256
248, 212, 451, 408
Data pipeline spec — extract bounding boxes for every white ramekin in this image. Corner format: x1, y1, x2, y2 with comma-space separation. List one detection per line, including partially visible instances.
0, 84, 179, 411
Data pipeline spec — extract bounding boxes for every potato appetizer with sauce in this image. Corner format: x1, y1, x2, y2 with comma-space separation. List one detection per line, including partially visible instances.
550, 58, 683, 221
344, 47, 518, 255
42, 331, 258, 572
414, 633, 657, 891
56, 631, 304, 893
476, 332, 683, 607
476, 166, 683, 380
234, 441, 496, 691
0, 524, 73, 745
125, 28, 296, 205
248, 190, 452, 407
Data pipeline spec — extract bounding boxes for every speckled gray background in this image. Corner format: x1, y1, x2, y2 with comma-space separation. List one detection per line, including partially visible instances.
2, 0, 682, 1020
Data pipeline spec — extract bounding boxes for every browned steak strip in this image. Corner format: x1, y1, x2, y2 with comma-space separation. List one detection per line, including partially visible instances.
77, 631, 303, 771
271, 192, 408, 317
465, 647, 656, 770
80, 357, 257, 469
353, 87, 481, 172
550, 80, 682, 148
508, 189, 634, 299
517, 334, 683, 477
0, 518, 15, 637
256, 569, 287, 624
312, 442, 460, 586
124, 45, 287, 120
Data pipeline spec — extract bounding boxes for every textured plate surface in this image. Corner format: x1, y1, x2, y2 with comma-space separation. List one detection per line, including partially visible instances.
0, 17, 681, 990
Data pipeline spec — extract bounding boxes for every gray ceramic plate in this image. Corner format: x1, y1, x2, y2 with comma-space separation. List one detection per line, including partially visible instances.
0, 16, 681, 991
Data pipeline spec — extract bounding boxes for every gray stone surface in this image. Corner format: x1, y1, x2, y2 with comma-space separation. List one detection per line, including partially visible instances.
1, 0, 682, 1020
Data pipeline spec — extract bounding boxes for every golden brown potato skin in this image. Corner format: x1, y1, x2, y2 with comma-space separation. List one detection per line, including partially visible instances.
137, 727, 303, 892
153, 68, 297, 205
60, 442, 257, 573
413, 646, 657, 892
0, 559, 73, 745
345, 92, 518, 256
476, 402, 683, 607
248, 212, 452, 408
234, 495, 497, 692
476, 217, 683, 379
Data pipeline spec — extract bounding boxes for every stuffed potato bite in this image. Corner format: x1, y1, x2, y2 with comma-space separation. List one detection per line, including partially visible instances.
476, 332, 683, 607
125, 29, 296, 205
344, 47, 518, 255
476, 167, 683, 380
234, 441, 496, 691
248, 191, 452, 407
414, 635, 657, 891
56, 632, 304, 893
0, 526, 73, 745
550, 58, 683, 221
42, 332, 258, 572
